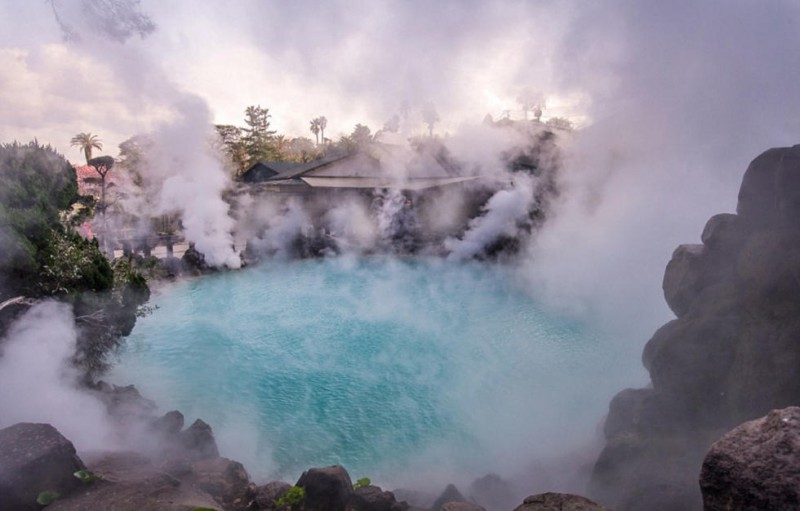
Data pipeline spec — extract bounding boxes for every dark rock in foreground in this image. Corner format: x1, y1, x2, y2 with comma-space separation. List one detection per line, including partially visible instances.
513, 492, 609, 511
0, 423, 86, 511
296, 465, 354, 511
254, 480, 292, 510
351, 484, 408, 511
700, 406, 800, 511
591, 144, 800, 510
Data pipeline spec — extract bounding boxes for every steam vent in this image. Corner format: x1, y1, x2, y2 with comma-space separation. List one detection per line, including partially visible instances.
590, 144, 800, 510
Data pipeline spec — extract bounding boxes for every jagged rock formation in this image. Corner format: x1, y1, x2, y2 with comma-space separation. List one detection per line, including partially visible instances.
700, 406, 800, 510
590, 145, 800, 510
0, 423, 87, 510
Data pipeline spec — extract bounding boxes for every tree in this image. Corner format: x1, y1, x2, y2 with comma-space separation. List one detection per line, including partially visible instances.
318, 116, 327, 146
70, 132, 103, 164
213, 125, 248, 175
309, 118, 320, 146
288, 137, 317, 163
87, 155, 115, 216
0, 141, 107, 297
545, 117, 573, 130
517, 88, 545, 121
421, 103, 440, 138
241, 105, 278, 164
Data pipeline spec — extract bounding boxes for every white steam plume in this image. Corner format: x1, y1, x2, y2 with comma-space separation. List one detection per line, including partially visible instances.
446, 174, 534, 261
0, 302, 116, 452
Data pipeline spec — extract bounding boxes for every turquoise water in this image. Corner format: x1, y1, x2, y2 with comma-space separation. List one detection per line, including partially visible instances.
111, 257, 643, 484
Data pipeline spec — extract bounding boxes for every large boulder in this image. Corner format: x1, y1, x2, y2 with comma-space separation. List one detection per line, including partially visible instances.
700, 407, 800, 511
254, 480, 292, 510
185, 456, 252, 509
350, 485, 407, 511
591, 145, 800, 510
513, 493, 609, 511
296, 465, 353, 511
662, 244, 707, 317
0, 423, 86, 510
737, 144, 800, 227
179, 418, 220, 460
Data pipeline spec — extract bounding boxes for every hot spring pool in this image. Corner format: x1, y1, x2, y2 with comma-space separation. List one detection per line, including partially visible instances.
110, 257, 645, 484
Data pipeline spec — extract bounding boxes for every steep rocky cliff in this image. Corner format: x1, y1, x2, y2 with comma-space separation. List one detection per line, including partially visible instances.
589, 145, 800, 510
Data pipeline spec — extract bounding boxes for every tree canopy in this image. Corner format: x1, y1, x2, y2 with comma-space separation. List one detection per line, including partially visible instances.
0, 141, 111, 297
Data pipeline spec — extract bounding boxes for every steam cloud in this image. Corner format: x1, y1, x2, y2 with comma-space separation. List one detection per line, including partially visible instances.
0, 302, 116, 452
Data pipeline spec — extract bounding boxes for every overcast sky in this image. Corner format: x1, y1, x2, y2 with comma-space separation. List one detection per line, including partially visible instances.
1, 1, 797, 162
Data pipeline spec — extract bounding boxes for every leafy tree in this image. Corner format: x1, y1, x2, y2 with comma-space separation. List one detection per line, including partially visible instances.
213, 125, 248, 175
421, 103, 440, 138
117, 134, 152, 186
87, 155, 115, 215
545, 117, 573, 130
0, 141, 105, 297
70, 132, 103, 164
337, 124, 374, 153
517, 88, 545, 121
241, 105, 278, 164
288, 137, 317, 163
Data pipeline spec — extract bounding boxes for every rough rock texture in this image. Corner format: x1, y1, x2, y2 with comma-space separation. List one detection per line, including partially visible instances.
590, 144, 800, 510
254, 480, 292, 510
296, 465, 354, 511
0, 423, 87, 510
700, 407, 800, 511
185, 456, 252, 509
513, 493, 609, 511
180, 418, 221, 460
432, 484, 468, 511
350, 485, 408, 511
47, 451, 221, 511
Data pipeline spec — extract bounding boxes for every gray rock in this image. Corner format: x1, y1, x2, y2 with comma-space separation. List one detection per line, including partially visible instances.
47, 451, 220, 511
296, 465, 353, 511
0, 423, 86, 511
432, 484, 467, 511
513, 492, 609, 511
179, 418, 220, 460
254, 480, 292, 510
185, 456, 252, 509
700, 213, 743, 252
700, 407, 800, 511
153, 410, 185, 436
662, 244, 706, 317
350, 485, 406, 511
737, 144, 800, 227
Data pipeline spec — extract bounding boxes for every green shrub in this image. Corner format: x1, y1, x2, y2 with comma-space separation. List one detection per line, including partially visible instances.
276, 485, 306, 510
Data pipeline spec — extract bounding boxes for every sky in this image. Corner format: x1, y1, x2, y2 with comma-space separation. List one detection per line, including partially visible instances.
1, 0, 800, 332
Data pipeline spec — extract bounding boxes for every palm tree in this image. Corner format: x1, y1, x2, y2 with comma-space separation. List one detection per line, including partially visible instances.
318, 116, 327, 146
70, 132, 103, 164
421, 104, 439, 138
310, 118, 321, 146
